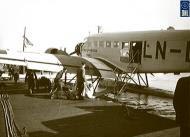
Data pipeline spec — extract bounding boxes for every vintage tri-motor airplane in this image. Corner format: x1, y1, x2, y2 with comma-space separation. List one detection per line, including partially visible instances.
0, 29, 190, 93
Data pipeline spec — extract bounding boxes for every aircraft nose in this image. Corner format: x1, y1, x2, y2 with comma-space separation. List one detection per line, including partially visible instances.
69, 42, 84, 56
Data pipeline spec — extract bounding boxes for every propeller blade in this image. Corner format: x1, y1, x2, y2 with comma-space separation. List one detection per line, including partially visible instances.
69, 51, 77, 56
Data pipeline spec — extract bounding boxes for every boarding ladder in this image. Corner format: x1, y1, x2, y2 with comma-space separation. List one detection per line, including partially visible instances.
114, 50, 140, 96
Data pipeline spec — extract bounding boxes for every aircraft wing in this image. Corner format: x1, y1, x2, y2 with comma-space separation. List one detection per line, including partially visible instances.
0, 53, 26, 66
23, 52, 63, 72
0, 52, 63, 72
55, 55, 116, 79
0, 52, 116, 78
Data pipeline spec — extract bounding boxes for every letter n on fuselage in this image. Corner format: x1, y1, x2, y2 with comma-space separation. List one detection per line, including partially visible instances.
155, 41, 166, 60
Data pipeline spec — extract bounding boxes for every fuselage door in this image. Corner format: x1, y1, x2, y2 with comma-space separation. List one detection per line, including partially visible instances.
130, 41, 142, 64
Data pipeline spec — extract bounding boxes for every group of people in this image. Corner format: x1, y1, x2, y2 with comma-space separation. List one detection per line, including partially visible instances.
8, 63, 190, 136
49, 62, 94, 100
24, 61, 92, 99
8, 65, 20, 84
0, 64, 20, 83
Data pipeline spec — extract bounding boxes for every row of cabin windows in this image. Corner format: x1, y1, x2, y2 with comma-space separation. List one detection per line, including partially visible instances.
87, 41, 129, 48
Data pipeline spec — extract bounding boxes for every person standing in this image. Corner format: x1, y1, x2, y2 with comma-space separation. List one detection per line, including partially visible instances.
173, 76, 190, 137
25, 70, 37, 95
13, 65, 20, 84
0, 64, 5, 77
50, 67, 67, 98
8, 65, 14, 80
76, 62, 86, 99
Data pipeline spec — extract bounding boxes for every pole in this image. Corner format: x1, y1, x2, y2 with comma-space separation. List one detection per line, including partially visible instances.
22, 27, 26, 74
23, 27, 26, 52
98, 26, 100, 34
97, 25, 102, 34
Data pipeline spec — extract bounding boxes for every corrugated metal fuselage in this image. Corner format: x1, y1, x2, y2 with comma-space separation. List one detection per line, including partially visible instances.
81, 30, 190, 73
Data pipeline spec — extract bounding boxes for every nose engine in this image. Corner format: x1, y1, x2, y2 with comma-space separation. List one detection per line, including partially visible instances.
69, 42, 84, 56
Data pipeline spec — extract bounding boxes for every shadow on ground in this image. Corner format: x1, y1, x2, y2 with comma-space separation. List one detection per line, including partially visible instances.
24, 93, 50, 100
1, 81, 49, 95
29, 105, 177, 137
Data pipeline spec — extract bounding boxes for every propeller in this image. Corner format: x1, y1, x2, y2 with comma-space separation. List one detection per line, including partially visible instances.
69, 42, 84, 56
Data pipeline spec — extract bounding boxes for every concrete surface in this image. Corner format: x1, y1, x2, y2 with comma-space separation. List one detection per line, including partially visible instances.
0, 81, 179, 137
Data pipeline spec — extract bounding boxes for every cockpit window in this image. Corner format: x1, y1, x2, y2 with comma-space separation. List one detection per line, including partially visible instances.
87, 42, 91, 47
93, 41, 98, 47
99, 41, 104, 47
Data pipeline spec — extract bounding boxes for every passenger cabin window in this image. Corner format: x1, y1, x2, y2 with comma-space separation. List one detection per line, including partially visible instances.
106, 41, 111, 47
99, 41, 104, 47
121, 42, 130, 57
120, 42, 130, 63
113, 41, 120, 48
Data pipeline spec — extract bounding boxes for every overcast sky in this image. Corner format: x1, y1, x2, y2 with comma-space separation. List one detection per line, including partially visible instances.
0, 0, 189, 53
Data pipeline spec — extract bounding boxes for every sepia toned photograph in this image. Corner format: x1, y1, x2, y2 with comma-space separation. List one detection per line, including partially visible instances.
0, 0, 190, 137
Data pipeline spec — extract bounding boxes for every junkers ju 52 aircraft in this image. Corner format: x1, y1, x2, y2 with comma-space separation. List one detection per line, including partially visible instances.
0, 29, 190, 94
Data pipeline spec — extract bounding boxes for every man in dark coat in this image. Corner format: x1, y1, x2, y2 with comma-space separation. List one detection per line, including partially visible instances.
25, 70, 37, 94
173, 76, 190, 137
13, 65, 20, 84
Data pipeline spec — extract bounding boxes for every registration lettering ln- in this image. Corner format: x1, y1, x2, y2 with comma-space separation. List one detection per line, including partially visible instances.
143, 41, 166, 59
143, 41, 152, 58
143, 41, 190, 62
155, 41, 166, 60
